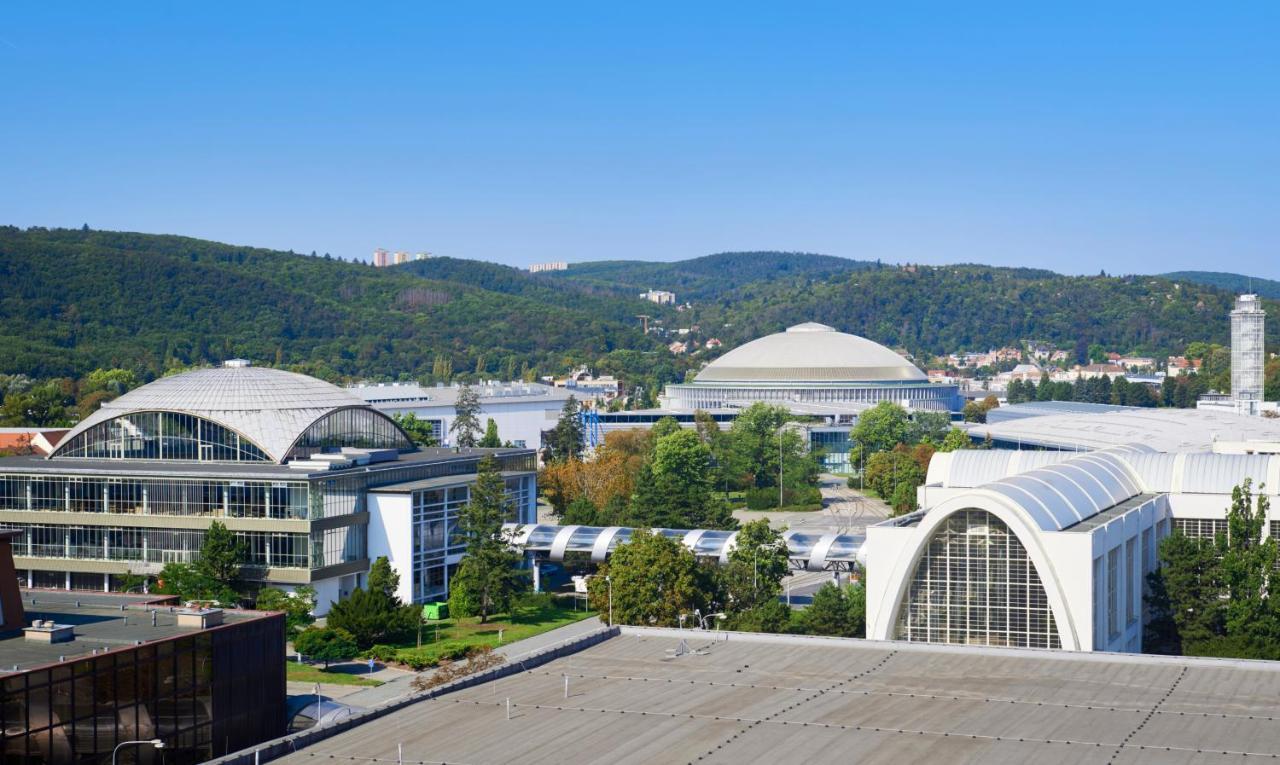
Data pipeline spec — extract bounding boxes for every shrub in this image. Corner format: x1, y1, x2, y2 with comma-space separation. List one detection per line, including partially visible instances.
363, 644, 399, 663
743, 486, 822, 511
293, 627, 359, 668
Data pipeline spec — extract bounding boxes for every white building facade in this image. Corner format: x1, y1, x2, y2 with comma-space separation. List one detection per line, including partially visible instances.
351, 381, 575, 451
867, 446, 1280, 652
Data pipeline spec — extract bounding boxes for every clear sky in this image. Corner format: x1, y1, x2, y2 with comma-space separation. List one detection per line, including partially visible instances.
2, 3, 1276, 277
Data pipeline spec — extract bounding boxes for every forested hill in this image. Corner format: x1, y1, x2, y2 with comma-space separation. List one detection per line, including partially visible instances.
690, 265, 1280, 362
0, 227, 657, 380
1, 226, 1273, 387
543, 251, 876, 301
1160, 271, 1280, 301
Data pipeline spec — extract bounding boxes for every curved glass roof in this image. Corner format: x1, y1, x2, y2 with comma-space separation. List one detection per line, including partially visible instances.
51, 365, 404, 463
694, 323, 926, 383
503, 523, 866, 571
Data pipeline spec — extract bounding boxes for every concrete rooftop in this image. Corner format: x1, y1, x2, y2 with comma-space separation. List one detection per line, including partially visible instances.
0, 589, 267, 673
272, 629, 1280, 765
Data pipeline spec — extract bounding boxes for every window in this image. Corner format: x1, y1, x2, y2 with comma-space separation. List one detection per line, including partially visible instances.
1126, 537, 1137, 626
1173, 518, 1228, 543
54, 411, 271, 462
1107, 547, 1120, 641
286, 408, 412, 460
894, 510, 1061, 649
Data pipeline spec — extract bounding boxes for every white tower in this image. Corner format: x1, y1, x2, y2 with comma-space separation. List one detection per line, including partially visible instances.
1231, 294, 1265, 415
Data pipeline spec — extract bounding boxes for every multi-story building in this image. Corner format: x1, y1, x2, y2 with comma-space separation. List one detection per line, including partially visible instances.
0, 363, 537, 612
372, 248, 390, 267
349, 380, 574, 452
640, 289, 676, 305
528, 262, 568, 273
393, 250, 411, 265
0, 585, 286, 763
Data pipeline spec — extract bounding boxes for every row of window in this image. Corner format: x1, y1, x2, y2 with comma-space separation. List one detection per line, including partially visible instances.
1097, 519, 1167, 648
0, 475, 311, 519
55, 411, 271, 462
5, 524, 310, 568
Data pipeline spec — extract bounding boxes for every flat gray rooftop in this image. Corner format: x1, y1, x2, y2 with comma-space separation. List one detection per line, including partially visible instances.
0, 589, 265, 673
273, 630, 1280, 764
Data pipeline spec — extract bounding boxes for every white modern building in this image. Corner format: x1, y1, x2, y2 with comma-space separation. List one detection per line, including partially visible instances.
0, 363, 537, 612
662, 323, 960, 413
350, 380, 575, 450
866, 444, 1280, 652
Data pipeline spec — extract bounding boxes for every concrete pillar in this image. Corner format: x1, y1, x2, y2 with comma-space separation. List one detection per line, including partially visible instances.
531, 559, 541, 593
64, 571, 71, 590
103, 573, 109, 592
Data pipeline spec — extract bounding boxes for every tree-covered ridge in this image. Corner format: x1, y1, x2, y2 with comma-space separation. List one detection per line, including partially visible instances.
0, 227, 657, 380
1160, 271, 1280, 301
692, 265, 1279, 363
392, 256, 655, 323
544, 251, 877, 301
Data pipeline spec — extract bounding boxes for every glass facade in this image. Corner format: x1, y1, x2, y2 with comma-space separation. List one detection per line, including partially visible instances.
409, 475, 532, 603
285, 408, 411, 461
6, 525, 310, 569
0, 615, 284, 764
54, 412, 271, 462
0, 475, 309, 519
1, 450, 538, 593
895, 510, 1061, 649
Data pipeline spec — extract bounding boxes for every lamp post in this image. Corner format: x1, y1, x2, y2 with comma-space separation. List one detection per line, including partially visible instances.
112, 739, 163, 765
778, 426, 785, 509
605, 575, 613, 625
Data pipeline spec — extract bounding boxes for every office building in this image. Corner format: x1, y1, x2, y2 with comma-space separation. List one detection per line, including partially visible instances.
0, 563, 285, 764
0, 363, 537, 612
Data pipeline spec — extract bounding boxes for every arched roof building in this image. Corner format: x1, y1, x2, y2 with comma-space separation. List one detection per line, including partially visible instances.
661, 323, 959, 412
51, 364, 412, 464
869, 445, 1280, 653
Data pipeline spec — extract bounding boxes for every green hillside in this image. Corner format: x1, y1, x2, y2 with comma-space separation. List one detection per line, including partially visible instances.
1, 227, 1273, 392
0, 227, 657, 380
1160, 271, 1280, 301
545, 251, 875, 301
690, 265, 1279, 362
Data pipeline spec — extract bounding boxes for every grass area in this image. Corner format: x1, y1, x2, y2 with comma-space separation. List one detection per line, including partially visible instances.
286, 660, 383, 687
372, 595, 596, 670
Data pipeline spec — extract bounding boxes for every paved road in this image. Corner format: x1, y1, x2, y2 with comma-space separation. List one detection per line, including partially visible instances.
732, 474, 889, 535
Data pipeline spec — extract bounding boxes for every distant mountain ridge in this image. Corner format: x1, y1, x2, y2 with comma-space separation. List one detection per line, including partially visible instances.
1160, 271, 1280, 301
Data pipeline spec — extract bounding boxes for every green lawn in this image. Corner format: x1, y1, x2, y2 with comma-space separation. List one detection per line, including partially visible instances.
286, 661, 383, 687
376, 596, 595, 670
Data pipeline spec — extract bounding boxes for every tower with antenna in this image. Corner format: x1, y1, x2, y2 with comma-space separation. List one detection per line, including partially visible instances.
1230, 293, 1265, 415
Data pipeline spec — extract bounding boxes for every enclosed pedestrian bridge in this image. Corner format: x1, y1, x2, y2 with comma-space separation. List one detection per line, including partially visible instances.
501, 523, 867, 572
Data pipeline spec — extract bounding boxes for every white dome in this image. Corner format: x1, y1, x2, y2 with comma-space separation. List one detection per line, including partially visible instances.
53, 365, 390, 462
695, 323, 926, 383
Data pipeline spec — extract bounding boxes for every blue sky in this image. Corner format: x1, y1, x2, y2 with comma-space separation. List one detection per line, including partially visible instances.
2, 3, 1277, 276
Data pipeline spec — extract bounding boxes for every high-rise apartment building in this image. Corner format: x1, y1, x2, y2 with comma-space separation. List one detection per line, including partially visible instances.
394, 250, 410, 265
372, 248, 390, 267
529, 262, 568, 273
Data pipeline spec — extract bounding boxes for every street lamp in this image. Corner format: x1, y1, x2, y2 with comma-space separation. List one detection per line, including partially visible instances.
112, 739, 163, 765
605, 575, 613, 625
